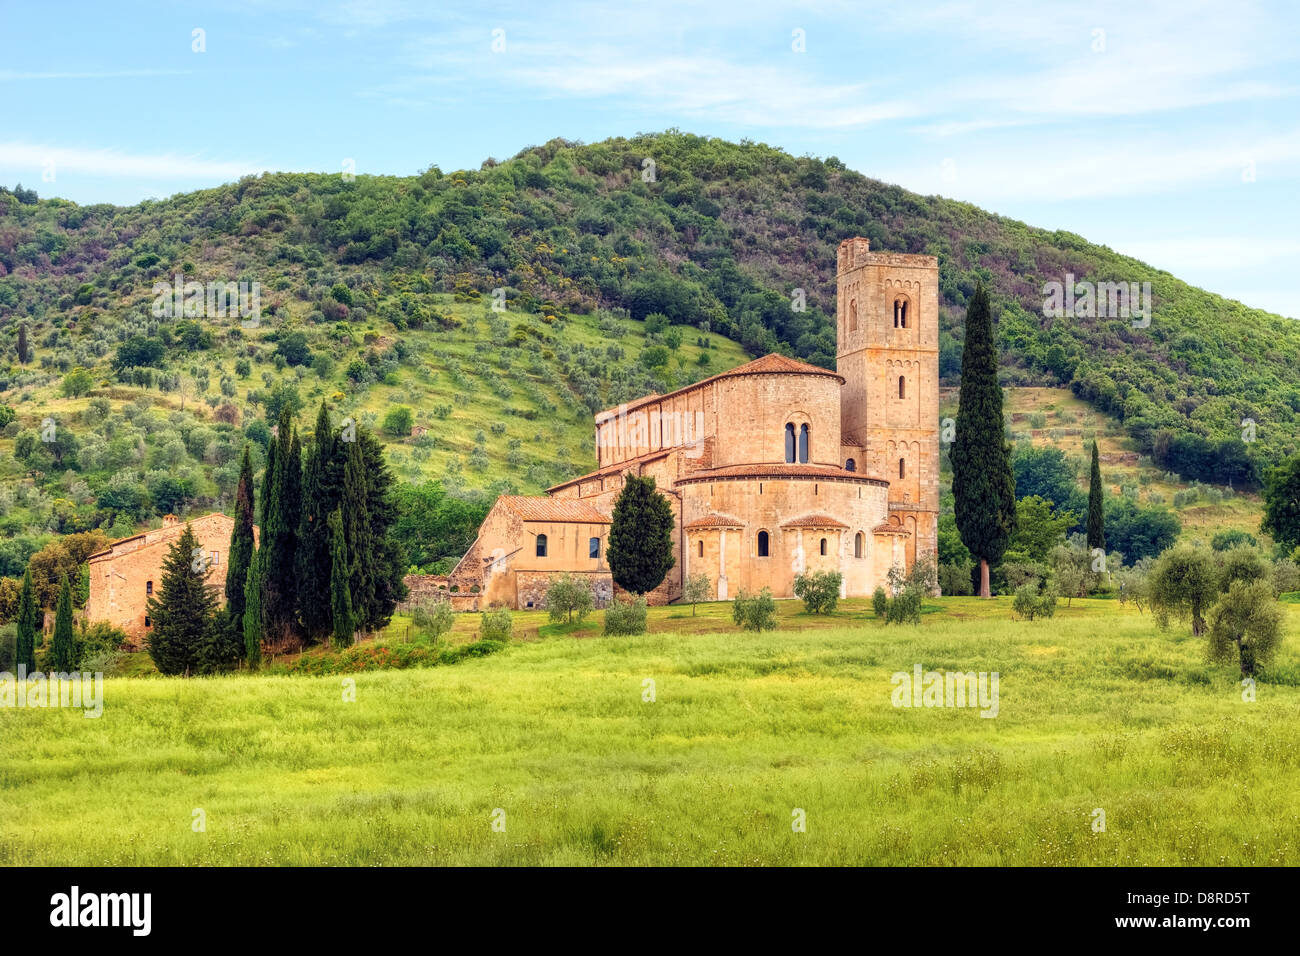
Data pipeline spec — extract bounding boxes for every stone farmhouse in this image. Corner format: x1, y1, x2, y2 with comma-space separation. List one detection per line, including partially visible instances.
449, 237, 939, 609
86, 512, 256, 644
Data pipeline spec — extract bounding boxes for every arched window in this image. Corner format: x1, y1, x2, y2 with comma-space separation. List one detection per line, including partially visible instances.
698, 540, 704, 557
898, 375, 906, 399
536, 534, 548, 558
899, 457, 906, 479
894, 298, 909, 328
589, 537, 600, 559
757, 530, 769, 557
854, 532, 864, 559
819, 538, 827, 556
784, 422, 796, 463
798, 423, 809, 463
848, 299, 858, 331
845, 458, 856, 472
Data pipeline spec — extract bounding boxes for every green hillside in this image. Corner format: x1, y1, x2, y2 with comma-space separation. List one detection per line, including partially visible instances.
0, 131, 1292, 572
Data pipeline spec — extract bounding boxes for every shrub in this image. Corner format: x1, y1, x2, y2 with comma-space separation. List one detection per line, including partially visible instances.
872, 586, 888, 617
682, 572, 712, 614
938, 560, 973, 596
382, 405, 414, 437
1013, 582, 1058, 621
792, 570, 841, 614
604, 596, 647, 636
410, 601, 455, 641
1207, 580, 1283, 676
732, 588, 777, 631
546, 573, 593, 624
479, 608, 513, 642
885, 587, 922, 625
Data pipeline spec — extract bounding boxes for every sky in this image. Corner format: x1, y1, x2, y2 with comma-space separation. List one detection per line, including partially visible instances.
1, 0, 1297, 317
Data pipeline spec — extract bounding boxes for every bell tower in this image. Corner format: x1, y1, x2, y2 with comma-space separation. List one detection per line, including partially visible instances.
836, 237, 939, 569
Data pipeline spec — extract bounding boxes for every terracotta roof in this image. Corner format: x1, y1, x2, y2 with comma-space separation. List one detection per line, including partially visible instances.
872, 521, 912, 535
596, 352, 844, 419
674, 463, 889, 486
87, 512, 236, 561
498, 495, 610, 524
546, 448, 673, 493
780, 513, 849, 530
683, 512, 747, 529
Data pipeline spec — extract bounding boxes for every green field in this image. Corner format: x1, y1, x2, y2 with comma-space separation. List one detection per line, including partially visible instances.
3, 597, 1297, 866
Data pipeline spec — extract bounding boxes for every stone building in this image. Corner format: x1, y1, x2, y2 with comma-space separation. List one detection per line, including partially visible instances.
449, 237, 939, 608
86, 513, 255, 644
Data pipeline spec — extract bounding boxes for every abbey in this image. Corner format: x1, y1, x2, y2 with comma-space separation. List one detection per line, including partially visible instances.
449, 237, 939, 608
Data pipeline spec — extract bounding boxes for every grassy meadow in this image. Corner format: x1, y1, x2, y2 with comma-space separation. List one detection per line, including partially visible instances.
3, 597, 1298, 866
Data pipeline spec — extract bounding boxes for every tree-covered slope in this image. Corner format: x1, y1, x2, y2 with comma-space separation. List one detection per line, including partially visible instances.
1, 130, 1295, 503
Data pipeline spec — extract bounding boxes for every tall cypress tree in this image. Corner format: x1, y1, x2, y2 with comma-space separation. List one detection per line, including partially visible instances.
297, 403, 342, 642
226, 445, 256, 626
49, 576, 76, 671
16, 322, 30, 365
951, 282, 1017, 598
146, 525, 218, 676
341, 437, 375, 635
261, 408, 301, 644
607, 474, 676, 595
15, 566, 37, 672
243, 551, 263, 669
358, 428, 406, 630
1087, 441, 1105, 551
328, 508, 355, 648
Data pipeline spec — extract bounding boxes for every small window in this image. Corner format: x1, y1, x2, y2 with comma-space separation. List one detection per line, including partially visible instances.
784, 422, 796, 463
589, 537, 600, 559
848, 299, 858, 331
798, 424, 809, 463
210, 551, 219, 566
144, 616, 151, 628
146, 580, 153, 596
536, 534, 548, 558
698, 540, 704, 557
845, 458, 855, 472
898, 376, 906, 399
819, 538, 827, 556
899, 457, 906, 479
757, 531, 769, 557
855, 533, 864, 559
894, 298, 909, 328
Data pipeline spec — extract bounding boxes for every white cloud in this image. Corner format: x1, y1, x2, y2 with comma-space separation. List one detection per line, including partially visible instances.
0, 142, 266, 181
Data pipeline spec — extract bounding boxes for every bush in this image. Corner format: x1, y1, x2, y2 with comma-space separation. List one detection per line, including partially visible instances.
938, 560, 973, 596
546, 573, 593, 624
479, 608, 513, 642
885, 587, 922, 625
792, 570, 841, 614
872, 586, 888, 617
604, 596, 647, 636
410, 601, 455, 641
382, 405, 414, 437
732, 588, 777, 631
1013, 582, 1058, 620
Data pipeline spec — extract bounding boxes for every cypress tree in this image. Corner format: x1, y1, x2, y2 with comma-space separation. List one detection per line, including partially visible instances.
145, 525, 218, 676
357, 428, 406, 630
328, 508, 355, 648
226, 445, 256, 627
49, 576, 76, 671
1087, 441, 1105, 551
297, 403, 343, 642
243, 551, 263, 669
951, 282, 1017, 598
607, 474, 676, 595
16, 322, 30, 365
261, 408, 301, 644
341, 437, 375, 635
15, 566, 37, 672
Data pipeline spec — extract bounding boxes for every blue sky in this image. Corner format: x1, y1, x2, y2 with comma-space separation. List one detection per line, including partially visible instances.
2, 0, 1297, 317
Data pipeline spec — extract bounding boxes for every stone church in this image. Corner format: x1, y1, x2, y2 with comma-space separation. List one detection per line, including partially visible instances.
449, 237, 939, 609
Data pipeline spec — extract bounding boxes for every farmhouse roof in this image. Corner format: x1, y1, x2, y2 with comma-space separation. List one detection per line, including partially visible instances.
596, 353, 844, 419
497, 495, 610, 524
